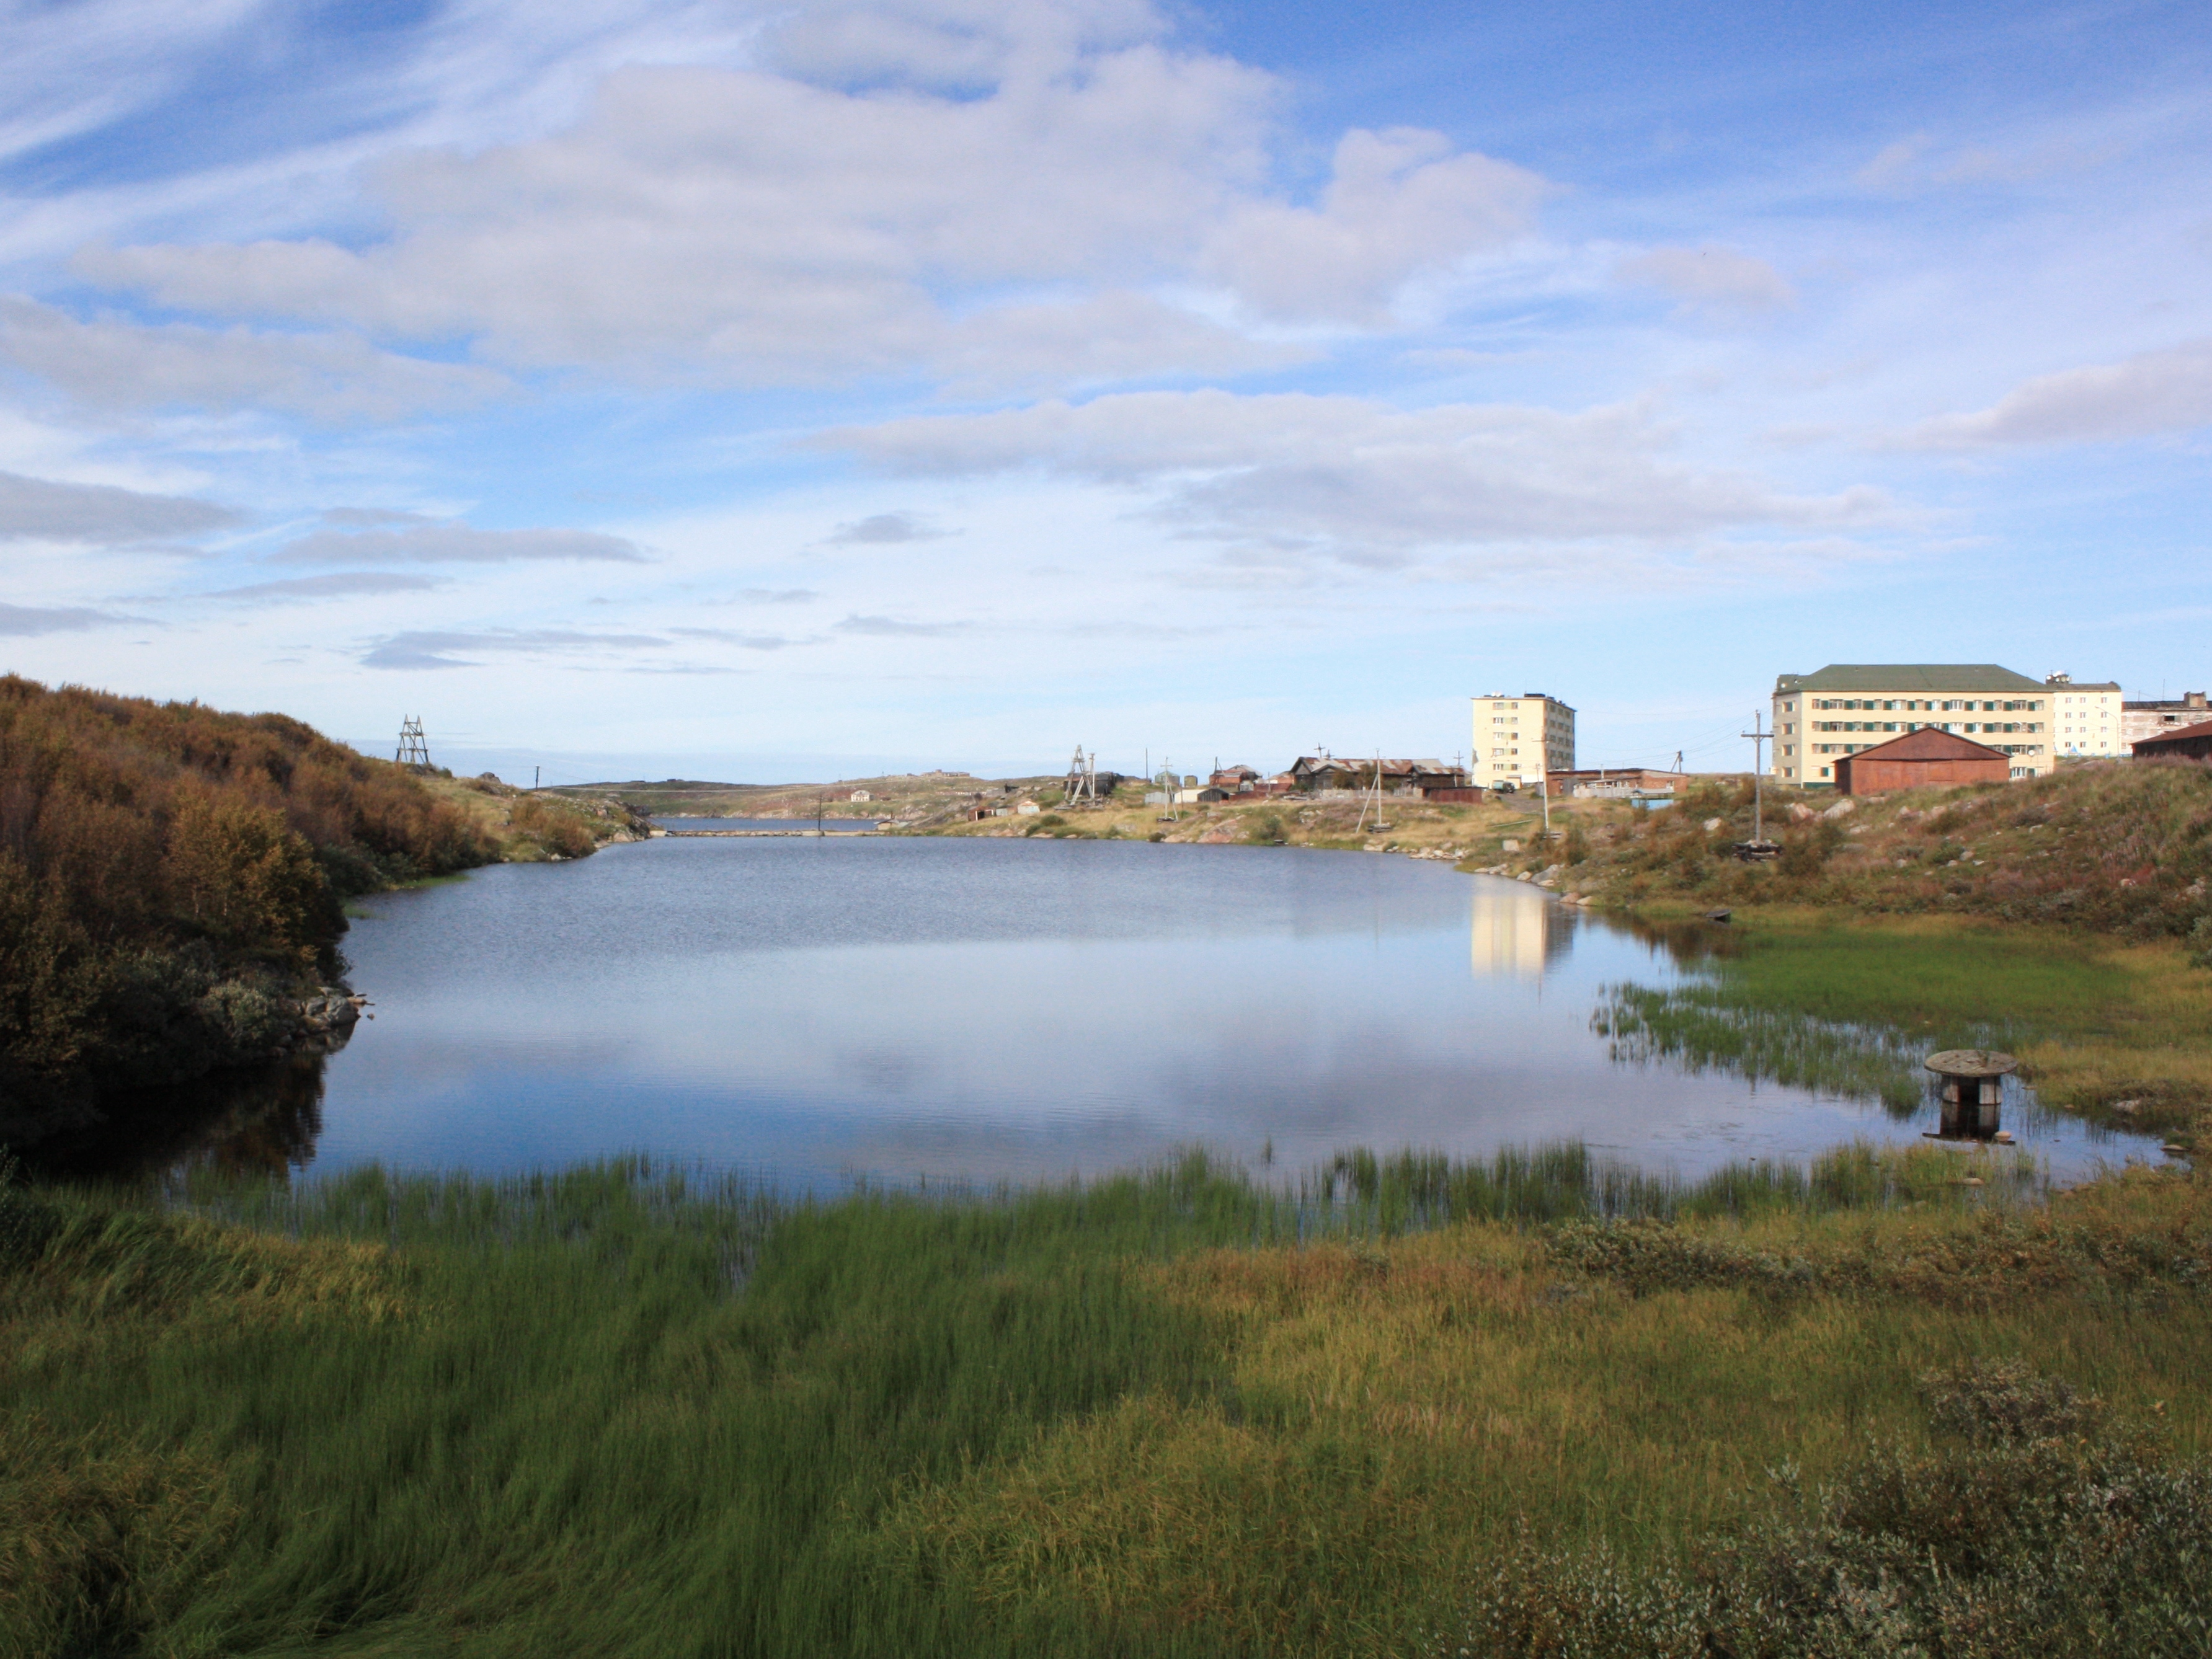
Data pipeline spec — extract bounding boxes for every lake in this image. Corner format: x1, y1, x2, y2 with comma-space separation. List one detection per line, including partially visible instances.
156, 834, 2143, 1188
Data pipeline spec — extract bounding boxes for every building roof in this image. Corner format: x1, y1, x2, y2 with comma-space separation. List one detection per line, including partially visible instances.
1289, 756, 1452, 775
2134, 719, 2212, 751
1841, 727, 2009, 763
1775, 664, 2045, 694
2046, 679, 2121, 692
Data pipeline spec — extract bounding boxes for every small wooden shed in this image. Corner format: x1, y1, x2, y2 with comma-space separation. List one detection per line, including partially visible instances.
1834, 728, 2010, 795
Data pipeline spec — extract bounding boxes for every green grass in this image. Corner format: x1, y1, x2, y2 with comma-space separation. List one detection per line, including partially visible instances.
6, 1148, 2206, 1657
1594, 915, 2203, 1120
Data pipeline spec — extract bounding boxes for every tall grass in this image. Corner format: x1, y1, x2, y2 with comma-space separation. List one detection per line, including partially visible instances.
3, 1144, 2167, 1658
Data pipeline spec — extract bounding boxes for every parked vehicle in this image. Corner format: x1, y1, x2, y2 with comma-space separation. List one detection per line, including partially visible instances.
1490, 780, 1518, 794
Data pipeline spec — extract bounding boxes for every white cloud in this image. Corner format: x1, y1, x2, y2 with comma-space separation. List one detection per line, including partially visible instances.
1614, 245, 1795, 316
833, 613, 974, 636
668, 626, 808, 649
1198, 128, 1548, 324
0, 468, 237, 542
276, 522, 647, 564
201, 572, 441, 602
1899, 338, 2212, 448
64, 9, 1545, 389
824, 511, 952, 545
0, 297, 508, 424
0, 600, 138, 635
360, 627, 672, 669
1855, 133, 1931, 191
822, 390, 1886, 560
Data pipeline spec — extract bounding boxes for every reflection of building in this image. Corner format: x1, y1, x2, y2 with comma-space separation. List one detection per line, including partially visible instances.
1472, 692, 1574, 789
1772, 664, 2054, 786
1469, 888, 1566, 980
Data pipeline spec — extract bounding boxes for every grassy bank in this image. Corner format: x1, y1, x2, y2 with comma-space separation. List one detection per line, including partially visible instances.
7, 1148, 2210, 1656
1596, 911, 2212, 1148
1529, 759, 2212, 940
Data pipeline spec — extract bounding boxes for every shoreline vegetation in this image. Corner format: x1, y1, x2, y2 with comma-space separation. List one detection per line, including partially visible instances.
6, 1144, 2211, 1655
0, 677, 647, 1149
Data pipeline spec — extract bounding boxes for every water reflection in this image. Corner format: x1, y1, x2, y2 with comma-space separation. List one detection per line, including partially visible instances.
97, 839, 2160, 1187
1468, 887, 1569, 980
40, 1056, 328, 1180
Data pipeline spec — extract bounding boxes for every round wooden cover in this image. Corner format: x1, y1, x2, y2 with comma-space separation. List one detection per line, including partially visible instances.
1924, 1049, 2019, 1076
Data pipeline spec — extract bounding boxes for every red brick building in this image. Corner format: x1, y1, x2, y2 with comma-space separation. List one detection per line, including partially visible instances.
2132, 719, 2212, 762
1835, 727, 2010, 795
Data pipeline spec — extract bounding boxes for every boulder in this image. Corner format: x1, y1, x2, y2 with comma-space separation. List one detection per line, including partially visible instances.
1787, 802, 1816, 822
1820, 798, 1856, 820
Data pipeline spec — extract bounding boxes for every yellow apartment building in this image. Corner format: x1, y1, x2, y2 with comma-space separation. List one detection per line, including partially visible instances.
1771, 664, 2053, 787
1472, 692, 1575, 788
2043, 675, 2125, 758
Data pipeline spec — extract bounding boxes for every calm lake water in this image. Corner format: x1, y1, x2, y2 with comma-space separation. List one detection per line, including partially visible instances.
651, 816, 881, 834
179, 836, 2145, 1188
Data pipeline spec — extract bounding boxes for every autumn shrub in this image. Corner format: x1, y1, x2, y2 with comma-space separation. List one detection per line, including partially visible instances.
507, 795, 598, 859
0, 676, 499, 1139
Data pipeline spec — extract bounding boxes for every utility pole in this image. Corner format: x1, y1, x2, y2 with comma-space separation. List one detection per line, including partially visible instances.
1741, 712, 1772, 844
533, 765, 540, 792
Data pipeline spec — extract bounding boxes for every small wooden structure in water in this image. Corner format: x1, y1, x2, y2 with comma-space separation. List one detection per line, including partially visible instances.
1924, 1049, 2018, 1140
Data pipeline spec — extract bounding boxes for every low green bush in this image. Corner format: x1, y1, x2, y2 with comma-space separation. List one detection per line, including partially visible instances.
1432, 1360, 2212, 1658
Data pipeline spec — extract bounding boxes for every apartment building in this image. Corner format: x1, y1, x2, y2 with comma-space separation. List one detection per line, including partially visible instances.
1771, 665, 2053, 787
2044, 675, 2125, 758
1472, 692, 1574, 788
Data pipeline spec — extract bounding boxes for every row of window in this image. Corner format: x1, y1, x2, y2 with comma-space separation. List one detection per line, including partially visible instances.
1813, 720, 2040, 735
1808, 698, 2043, 712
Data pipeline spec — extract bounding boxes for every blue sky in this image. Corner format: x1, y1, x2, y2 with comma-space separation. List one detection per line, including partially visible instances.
1, 0, 2206, 782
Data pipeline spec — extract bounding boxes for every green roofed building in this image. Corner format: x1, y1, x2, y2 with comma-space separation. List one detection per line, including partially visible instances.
1771, 664, 2053, 787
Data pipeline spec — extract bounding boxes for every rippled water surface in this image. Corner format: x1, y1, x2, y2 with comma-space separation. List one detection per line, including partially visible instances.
230, 836, 2149, 1186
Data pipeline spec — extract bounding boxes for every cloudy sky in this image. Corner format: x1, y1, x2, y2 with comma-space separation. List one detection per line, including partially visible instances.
2, 0, 2206, 781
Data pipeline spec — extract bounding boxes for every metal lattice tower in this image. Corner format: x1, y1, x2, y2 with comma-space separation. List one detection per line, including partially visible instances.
396, 716, 432, 770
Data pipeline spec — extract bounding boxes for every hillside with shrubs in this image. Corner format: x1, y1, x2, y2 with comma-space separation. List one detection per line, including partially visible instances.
0, 677, 636, 1146
1535, 760, 2212, 944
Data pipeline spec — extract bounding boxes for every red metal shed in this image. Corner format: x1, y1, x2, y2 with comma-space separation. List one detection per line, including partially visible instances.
2133, 718, 2212, 761
1834, 727, 2010, 795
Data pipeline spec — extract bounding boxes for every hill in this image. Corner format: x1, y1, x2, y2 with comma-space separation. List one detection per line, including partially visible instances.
0, 678, 638, 1146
